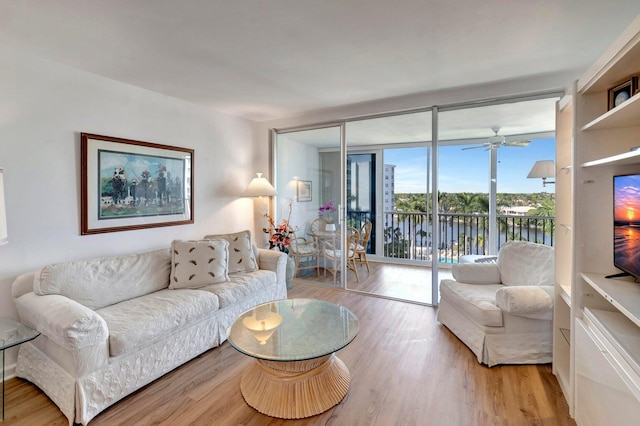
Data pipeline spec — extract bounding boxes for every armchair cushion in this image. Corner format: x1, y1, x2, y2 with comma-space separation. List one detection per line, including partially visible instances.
439, 279, 504, 327
495, 285, 554, 320
451, 263, 501, 284
497, 241, 554, 286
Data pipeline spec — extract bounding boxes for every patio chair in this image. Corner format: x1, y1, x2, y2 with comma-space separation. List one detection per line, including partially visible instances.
289, 231, 320, 277
322, 227, 360, 284
354, 220, 372, 272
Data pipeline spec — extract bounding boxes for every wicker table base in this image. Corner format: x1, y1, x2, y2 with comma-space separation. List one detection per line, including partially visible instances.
240, 354, 350, 419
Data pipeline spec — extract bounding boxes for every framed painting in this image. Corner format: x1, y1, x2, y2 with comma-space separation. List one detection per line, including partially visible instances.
297, 180, 312, 202
81, 133, 194, 235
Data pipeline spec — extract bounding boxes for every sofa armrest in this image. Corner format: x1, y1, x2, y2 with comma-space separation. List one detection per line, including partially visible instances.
451, 263, 501, 284
495, 285, 554, 320
257, 249, 288, 287
14, 292, 109, 350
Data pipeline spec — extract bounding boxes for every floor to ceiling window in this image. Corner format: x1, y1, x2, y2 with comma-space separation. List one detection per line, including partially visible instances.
273, 92, 560, 306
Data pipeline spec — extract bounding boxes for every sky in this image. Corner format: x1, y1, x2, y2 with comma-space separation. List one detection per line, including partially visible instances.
384, 138, 556, 194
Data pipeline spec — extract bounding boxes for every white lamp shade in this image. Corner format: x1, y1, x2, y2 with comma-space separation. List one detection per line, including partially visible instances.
244, 173, 277, 197
527, 160, 555, 179
0, 168, 7, 245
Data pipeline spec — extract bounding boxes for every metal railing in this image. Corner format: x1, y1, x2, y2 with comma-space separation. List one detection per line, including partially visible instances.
378, 211, 555, 263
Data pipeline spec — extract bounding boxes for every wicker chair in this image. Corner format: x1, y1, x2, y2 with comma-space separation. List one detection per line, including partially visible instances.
354, 221, 372, 272
289, 231, 320, 276
322, 227, 360, 284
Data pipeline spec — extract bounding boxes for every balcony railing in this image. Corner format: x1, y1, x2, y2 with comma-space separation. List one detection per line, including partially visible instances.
347, 211, 554, 264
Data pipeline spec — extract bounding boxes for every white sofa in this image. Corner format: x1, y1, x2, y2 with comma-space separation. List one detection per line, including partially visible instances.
11, 232, 287, 425
437, 241, 554, 367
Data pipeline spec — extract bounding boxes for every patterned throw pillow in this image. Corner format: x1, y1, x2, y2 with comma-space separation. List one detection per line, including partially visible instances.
203, 230, 258, 274
169, 239, 229, 289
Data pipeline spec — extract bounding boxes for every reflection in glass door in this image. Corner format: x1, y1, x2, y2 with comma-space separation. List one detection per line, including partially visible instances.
273, 125, 346, 288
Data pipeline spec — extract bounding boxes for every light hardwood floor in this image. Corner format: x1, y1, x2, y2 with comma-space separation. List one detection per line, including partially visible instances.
4, 284, 574, 426
295, 260, 452, 305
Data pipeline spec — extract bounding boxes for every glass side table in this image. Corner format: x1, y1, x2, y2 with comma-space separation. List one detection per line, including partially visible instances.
0, 318, 39, 421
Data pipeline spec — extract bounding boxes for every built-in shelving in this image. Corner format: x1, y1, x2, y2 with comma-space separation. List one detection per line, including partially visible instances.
584, 308, 640, 378
581, 93, 640, 131
582, 148, 640, 168
581, 273, 640, 328
557, 14, 640, 423
560, 285, 571, 306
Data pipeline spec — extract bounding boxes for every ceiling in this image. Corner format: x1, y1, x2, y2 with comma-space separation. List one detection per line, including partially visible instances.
1, 1, 639, 122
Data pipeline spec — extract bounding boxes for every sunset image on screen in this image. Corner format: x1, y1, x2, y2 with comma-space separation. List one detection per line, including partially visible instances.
614, 174, 640, 276
614, 175, 640, 224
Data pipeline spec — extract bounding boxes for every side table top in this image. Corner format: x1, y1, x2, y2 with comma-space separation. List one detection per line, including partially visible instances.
0, 318, 40, 351
228, 298, 359, 362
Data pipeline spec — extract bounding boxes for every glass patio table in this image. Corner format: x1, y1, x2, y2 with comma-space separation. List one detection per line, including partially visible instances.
1, 318, 39, 421
227, 298, 359, 419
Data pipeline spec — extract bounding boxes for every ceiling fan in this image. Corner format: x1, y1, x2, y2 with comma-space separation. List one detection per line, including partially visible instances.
462, 126, 531, 150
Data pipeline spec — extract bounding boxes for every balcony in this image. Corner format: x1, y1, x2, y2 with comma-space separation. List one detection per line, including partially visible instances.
349, 211, 555, 264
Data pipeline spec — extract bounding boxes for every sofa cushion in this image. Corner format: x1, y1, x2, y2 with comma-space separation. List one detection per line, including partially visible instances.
495, 285, 554, 320
197, 269, 277, 309
96, 288, 220, 357
439, 279, 504, 327
497, 241, 554, 286
170, 239, 229, 289
204, 230, 258, 274
33, 249, 171, 310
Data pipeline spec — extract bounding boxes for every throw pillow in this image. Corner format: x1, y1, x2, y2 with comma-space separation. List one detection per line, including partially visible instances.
203, 230, 258, 274
170, 239, 229, 289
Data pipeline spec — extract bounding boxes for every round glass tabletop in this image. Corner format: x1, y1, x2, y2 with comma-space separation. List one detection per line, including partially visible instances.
227, 298, 359, 362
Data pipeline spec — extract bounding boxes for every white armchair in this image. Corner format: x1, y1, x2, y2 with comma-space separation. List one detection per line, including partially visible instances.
437, 241, 554, 367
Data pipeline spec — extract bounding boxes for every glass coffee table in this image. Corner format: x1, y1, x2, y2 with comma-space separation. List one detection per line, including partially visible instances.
1, 318, 40, 421
228, 298, 359, 419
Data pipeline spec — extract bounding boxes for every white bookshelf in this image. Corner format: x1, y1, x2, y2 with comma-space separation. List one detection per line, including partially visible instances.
562, 13, 640, 424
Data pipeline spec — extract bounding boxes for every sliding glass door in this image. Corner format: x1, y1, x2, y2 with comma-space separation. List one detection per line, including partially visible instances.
272, 92, 560, 306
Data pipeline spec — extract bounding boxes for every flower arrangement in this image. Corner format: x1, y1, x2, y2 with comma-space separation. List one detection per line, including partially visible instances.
318, 200, 337, 222
263, 202, 295, 253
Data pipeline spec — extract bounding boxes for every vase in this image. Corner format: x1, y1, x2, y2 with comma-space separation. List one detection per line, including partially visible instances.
325, 223, 336, 232
285, 255, 295, 289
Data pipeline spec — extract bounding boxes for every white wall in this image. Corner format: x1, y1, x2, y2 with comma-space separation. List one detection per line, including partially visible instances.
274, 133, 321, 236
0, 47, 263, 371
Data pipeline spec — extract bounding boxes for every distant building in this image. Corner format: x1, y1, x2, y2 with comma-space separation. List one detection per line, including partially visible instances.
500, 206, 534, 216
384, 164, 395, 213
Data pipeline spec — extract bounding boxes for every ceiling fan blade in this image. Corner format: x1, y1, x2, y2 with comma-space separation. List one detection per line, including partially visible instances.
504, 140, 530, 147
461, 145, 487, 150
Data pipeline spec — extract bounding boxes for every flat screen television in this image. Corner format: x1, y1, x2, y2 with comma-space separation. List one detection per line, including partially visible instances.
610, 173, 640, 281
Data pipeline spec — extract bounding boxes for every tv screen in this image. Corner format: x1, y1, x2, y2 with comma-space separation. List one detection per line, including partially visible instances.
613, 173, 640, 280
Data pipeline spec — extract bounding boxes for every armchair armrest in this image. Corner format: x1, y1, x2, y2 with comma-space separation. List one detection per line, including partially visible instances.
451, 263, 501, 284
495, 285, 554, 320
